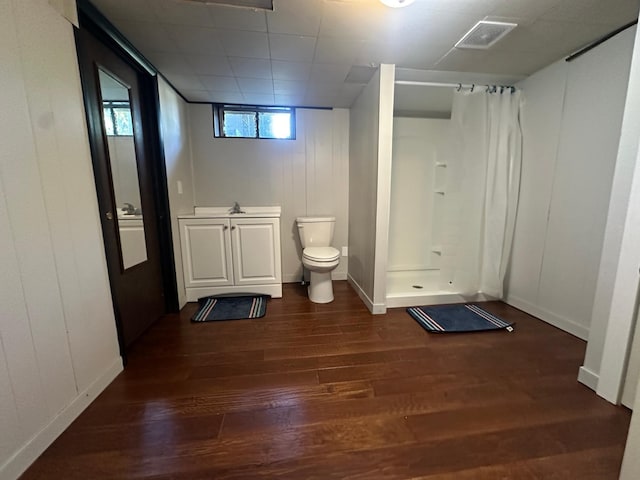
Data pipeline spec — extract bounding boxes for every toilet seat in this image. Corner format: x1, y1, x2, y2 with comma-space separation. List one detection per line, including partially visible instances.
303, 246, 340, 263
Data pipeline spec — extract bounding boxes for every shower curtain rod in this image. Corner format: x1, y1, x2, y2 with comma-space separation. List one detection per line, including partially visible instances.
395, 80, 516, 91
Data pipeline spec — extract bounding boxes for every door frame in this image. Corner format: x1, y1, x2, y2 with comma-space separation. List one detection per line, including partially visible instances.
75, 2, 179, 355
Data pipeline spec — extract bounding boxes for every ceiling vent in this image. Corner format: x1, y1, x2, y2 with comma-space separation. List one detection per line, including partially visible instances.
455, 20, 517, 50
180, 0, 273, 10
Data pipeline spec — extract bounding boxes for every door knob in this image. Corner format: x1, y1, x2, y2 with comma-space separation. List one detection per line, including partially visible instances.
106, 211, 113, 220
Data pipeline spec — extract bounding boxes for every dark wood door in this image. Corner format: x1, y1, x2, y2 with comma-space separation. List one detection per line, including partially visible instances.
76, 27, 165, 349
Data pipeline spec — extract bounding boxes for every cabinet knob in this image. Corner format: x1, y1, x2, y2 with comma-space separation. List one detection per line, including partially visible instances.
223, 225, 228, 230
231, 225, 236, 230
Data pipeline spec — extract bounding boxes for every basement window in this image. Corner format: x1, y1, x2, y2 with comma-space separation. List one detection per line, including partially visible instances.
213, 104, 295, 140
103, 101, 133, 136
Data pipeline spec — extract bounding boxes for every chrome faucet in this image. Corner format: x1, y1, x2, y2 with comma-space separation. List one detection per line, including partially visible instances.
230, 201, 245, 214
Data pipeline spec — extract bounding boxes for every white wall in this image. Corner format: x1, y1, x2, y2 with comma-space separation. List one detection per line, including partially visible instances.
584, 23, 640, 403
188, 105, 349, 284
158, 77, 195, 308
0, 1, 122, 478
389, 117, 448, 272
348, 64, 395, 313
505, 27, 635, 341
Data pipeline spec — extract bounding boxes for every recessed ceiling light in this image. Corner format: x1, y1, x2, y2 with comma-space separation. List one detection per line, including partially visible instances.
380, 0, 416, 8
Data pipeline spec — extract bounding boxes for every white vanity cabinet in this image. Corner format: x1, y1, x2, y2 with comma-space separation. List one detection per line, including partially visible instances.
179, 207, 282, 301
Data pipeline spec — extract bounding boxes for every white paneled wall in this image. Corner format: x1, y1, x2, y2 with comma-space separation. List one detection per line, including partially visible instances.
158, 77, 196, 308
506, 27, 635, 340
348, 69, 382, 310
188, 106, 349, 284
0, 1, 122, 478
347, 65, 395, 313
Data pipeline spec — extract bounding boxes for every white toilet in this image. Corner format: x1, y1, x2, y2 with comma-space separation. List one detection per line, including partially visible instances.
296, 216, 340, 303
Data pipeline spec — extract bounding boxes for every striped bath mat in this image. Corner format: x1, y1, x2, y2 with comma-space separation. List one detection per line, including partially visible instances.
192, 295, 269, 322
407, 303, 514, 333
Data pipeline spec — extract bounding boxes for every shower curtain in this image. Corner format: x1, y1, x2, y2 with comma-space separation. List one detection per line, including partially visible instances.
441, 88, 522, 299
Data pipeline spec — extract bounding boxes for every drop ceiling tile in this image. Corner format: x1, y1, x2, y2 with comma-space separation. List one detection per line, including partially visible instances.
144, 52, 192, 74
307, 81, 342, 97
163, 73, 206, 92
91, 0, 156, 22
237, 77, 275, 94
273, 79, 307, 96
489, 0, 560, 20
541, 0, 640, 25
209, 4, 268, 32
271, 60, 312, 81
186, 55, 234, 76
166, 25, 225, 55
304, 92, 337, 108
269, 34, 317, 62
151, 0, 215, 27
309, 63, 350, 83
243, 93, 275, 105
408, 0, 501, 16
220, 30, 270, 58
318, 0, 388, 40
274, 94, 306, 106
434, 48, 490, 73
198, 75, 240, 92
493, 20, 616, 56
267, 0, 322, 36
314, 37, 364, 65
229, 57, 273, 79
182, 90, 214, 102
357, 41, 448, 70
479, 49, 557, 76
113, 21, 180, 53
383, 10, 479, 48
208, 92, 245, 104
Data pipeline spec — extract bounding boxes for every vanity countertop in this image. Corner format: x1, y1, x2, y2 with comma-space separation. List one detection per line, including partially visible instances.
178, 206, 281, 219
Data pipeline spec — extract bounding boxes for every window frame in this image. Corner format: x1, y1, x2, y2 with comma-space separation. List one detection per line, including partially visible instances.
213, 104, 296, 140
103, 100, 133, 136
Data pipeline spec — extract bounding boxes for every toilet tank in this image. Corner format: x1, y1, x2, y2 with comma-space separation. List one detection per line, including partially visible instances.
296, 216, 335, 248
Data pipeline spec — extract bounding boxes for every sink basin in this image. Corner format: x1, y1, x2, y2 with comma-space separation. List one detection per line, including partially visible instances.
189, 206, 282, 218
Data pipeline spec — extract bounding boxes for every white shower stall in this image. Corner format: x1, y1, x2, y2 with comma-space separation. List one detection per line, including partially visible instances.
386, 115, 453, 306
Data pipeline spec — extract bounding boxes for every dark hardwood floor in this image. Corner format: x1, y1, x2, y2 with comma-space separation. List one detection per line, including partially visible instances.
22, 281, 631, 479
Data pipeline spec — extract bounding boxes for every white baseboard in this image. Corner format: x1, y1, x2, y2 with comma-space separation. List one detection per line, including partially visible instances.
578, 365, 599, 391
1, 357, 123, 480
347, 274, 386, 314
504, 294, 589, 340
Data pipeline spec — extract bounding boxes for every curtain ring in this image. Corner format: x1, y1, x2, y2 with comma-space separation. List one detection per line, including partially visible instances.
511, 86, 516, 94
457, 83, 462, 92
500, 86, 505, 94
471, 84, 475, 92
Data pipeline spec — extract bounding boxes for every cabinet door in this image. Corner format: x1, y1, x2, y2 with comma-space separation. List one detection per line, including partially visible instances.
180, 219, 233, 288
230, 218, 281, 286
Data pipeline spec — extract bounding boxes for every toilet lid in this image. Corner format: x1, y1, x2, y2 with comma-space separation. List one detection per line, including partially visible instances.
303, 247, 340, 262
